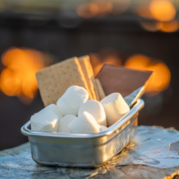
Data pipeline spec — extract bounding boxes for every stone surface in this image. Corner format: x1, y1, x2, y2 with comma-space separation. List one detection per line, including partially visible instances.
169, 141, 179, 155
0, 126, 179, 179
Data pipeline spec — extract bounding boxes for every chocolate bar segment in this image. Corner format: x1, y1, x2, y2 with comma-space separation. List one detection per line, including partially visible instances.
96, 64, 152, 97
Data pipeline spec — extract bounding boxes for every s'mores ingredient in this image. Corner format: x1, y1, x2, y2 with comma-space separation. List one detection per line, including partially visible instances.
57, 86, 89, 116
100, 93, 130, 126
124, 86, 145, 107
36, 57, 90, 106
95, 78, 106, 100
96, 65, 152, 97
78, 55, 97, 100
100, 125, 108, 132
93, 83, 100, 101
93, 79, 100, 101
78, 100, 106, 126
68, 112, 100, 134
78, 55, 100, 101
39, 104, 63, 121
59, 115, 76, 133
31, 111, 59, 132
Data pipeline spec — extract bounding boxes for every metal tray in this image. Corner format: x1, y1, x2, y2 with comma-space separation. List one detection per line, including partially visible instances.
21, 99, 144, 167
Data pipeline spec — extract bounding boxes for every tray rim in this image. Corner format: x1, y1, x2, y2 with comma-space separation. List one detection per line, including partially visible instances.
21, 99, 144, 139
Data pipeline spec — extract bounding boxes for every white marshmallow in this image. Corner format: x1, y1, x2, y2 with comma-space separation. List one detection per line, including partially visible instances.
68, 112, 100, 134
78, 100, 106, 126
100, 125, 108, 132
31, 111, 59, 132
39, 104, 63, 121
100, 93, 130, 126
57, 86, 89, 116
59, 115, 76, 133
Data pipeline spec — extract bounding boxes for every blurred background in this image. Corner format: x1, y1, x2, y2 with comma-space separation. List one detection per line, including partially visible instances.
0, 0, 178, 150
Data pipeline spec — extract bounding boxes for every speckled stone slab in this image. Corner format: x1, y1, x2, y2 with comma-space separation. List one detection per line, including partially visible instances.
0, 126, 179, 179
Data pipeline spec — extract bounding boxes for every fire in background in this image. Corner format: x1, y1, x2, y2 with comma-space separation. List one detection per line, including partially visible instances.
136, 0, 178, 32
0, 48, 47, 104
0, 0, 178, 33
0, 47, 171, 104
125, 54, 171, 95
90, 50, 171, 96
76, 0, 178, 33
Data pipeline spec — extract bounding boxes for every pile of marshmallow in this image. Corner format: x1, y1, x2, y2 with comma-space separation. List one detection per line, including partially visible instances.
31, 86, 130, 134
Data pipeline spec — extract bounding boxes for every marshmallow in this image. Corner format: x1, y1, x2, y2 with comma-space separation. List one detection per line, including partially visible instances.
39, 104, 63, 121
100, 125, 108, 132
100, 93, 130, 126
57, 86, 89, 116
68, 112, 100, 134
31, 111, 59, 132
78, 100, 106, 126
59, 115, 76, 133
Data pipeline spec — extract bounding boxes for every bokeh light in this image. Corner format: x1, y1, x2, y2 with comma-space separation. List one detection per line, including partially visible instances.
77, 1, 113, 18
140, 21, 159, 32
0, 48, 45, 104
94, 0, 113, 16
90, 53, 121, 76
149, 0, 176, 21
125, 54, 171, 95
77, 3, 99, 18
157, 21, 179, 32
111, 0, 130, 14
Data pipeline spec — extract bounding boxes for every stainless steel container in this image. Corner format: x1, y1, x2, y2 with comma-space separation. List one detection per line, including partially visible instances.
21, 99, 144, 167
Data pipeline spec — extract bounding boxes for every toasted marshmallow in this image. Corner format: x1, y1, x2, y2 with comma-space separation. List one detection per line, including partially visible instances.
59, 115, 76, 133
68, 112, 100, 134
31, 111, 59, 132
100, 125, 108, 132
57, 86, 89, 116
78, 100, 106, 126
100, 93, 130, 126
40, 104, 63, 121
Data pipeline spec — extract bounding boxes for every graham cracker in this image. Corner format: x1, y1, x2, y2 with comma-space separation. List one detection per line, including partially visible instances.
93, 79, 100, 101
36, 57, 90, 106
95, 78, 106, 100
78, 55, 97, 100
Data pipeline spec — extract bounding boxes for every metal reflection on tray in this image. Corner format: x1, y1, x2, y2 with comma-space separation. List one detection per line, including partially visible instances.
21, 99, 144, 167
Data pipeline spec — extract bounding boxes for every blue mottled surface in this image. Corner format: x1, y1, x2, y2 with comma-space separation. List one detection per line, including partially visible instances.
0, 126, 179, 179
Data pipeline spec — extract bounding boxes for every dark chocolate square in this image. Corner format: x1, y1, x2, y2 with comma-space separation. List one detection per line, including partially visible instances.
96, 64, 152, 97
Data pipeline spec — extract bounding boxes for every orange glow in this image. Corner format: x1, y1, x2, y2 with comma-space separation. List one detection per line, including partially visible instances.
157, 21, 179, 32
0, 48, 45, 104
77, 1, 113, 18
140, 21, 159, 32
146, 63, 171, 93
103, 55, 121, 66
150, 0, 176, 21
112, 0, 130, 14
90, 53, 103, 76
77, 3, 99, 18
0, 69, 21, 96
125, 54, 171, 95
93, 0, 113, 16
90, 53, 121, 76
125, 54, 151, 70
135, 2, 152, 19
